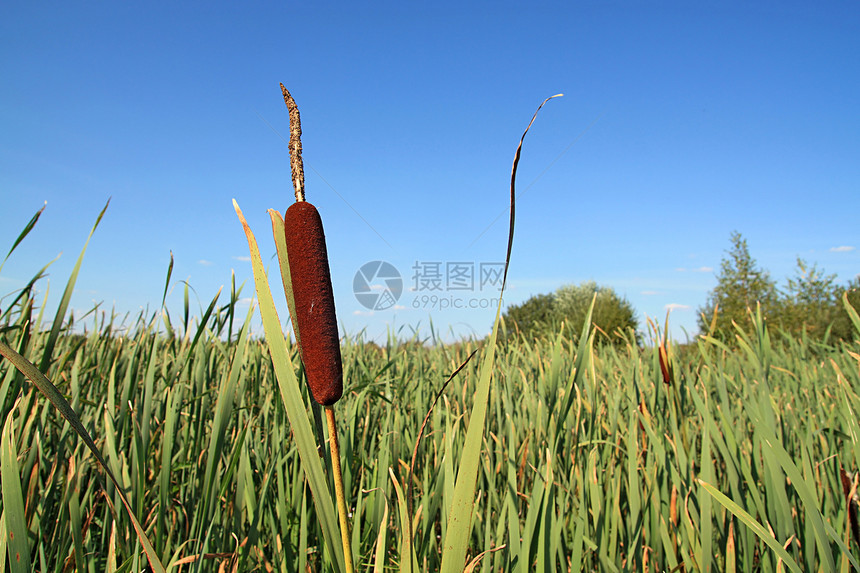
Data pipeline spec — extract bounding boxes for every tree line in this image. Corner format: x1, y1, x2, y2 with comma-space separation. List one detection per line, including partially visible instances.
698, 231, 859, 343
502, 232, 859, 344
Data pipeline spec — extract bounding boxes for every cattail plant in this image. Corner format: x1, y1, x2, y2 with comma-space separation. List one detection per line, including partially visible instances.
279, 83, 353, 573
231, 91, 564, 572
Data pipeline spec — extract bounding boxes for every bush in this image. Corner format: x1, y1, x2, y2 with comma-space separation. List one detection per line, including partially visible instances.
502, 292, 556, 339
504, 280, 638, 344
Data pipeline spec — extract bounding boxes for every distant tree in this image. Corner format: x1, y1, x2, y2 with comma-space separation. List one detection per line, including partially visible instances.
504, 281, 638, 344
777, 258, 840, 338
698, 232, 779, 340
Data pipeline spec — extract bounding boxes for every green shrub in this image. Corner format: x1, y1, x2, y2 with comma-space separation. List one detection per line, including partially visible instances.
504, 280, 638, 344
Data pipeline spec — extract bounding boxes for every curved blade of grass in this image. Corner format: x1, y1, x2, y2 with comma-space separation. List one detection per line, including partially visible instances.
464, 545, 507, 573
501, 95, 563, 291
188, 287, 222, 353
39, 198, 109, 373
269, 209, 297, 335
843, 291, 860, 335
68, 463, 84, 573
0, 202, 45, 274
0, 254, 58, 332
405, 348, 477, 558
233, 199, 345, 573
440, 94, 561, 573
699, 409, 713, 573
161, 251, 174, 309
0, 341, 165, 572
390, 468, 418, 573
157, 381, 182, 558
760, 437, 856, 571
2, 410, 32, 572
554, 295, 595, 444
372, 496, 390, 573
0, 510, 8, 573
698, 479, 801, 573
195, 301, 253, 552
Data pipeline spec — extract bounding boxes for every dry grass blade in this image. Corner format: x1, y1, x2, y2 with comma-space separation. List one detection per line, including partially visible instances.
439, 94, 561, 573
503, 93, 563, 291
463, 544, 507, 573
408, 349, 478, 515
404, 348, 478, 563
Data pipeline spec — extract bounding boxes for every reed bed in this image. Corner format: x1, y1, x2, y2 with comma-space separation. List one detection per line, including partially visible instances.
2, 97, 859, 570
2, 259, 859, 571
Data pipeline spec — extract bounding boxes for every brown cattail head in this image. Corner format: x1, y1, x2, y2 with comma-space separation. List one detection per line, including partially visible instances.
284, 201, 343, 405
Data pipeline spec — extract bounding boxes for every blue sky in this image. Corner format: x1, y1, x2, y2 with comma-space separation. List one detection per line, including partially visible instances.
2, 2, 858, 343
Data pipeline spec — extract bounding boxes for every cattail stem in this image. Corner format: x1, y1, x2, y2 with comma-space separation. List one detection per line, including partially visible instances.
325, 405, 354, 573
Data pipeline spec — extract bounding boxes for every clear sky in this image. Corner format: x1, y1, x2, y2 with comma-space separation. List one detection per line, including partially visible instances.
2, 2, 858, 343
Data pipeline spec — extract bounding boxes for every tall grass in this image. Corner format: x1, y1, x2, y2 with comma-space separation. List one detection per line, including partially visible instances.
2, 216, 860, 570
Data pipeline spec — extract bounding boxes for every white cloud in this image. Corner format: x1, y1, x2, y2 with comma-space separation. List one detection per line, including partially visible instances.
198, 259, 213, 266
664, 303, 691, 312
830, 246, 856, 253
641, 290, 660, 296
675, 267, 687, 272
393, 304, 407, 310
370, 283, 386, 291
353, 309, 374, 316
693, 266, 714, 273
233, 255, 251, 262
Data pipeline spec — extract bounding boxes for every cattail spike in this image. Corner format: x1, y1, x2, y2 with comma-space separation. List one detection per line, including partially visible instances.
284, 201, 343, 405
